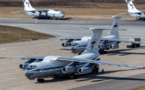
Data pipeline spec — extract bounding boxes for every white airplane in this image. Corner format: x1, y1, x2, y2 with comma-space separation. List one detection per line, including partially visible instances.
120, 0, 145, 20
12, 0, 65, 19
1, 28, 145, 82
61, 16, 143, 54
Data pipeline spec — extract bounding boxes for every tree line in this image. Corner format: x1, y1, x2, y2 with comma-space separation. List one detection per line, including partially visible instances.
0, 0, 144, 7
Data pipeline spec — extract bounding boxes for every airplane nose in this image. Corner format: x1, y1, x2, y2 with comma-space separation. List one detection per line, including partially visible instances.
71, 46, 76, 53
24, 70, 36, 80
60, 11, 65, 17
62, 13, 65, 18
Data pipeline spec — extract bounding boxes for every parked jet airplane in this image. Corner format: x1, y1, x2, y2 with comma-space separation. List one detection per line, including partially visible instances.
120, 0, 145, 20
60, 16, 144, 54
1, 28, 145, 82
12, 0, 65, 19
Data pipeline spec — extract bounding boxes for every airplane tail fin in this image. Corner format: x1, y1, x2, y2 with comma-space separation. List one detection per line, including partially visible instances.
107, 16, 122, 38
82, 28, 110, 54
125, 0, 140, 13
23, 0, 35, 11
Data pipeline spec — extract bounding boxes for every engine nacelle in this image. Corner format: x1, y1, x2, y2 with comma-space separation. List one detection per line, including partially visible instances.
99, 44, 106, 49
78, 67, 93, 74
62, 66, 75, 73
19, 59, 37, 70
110, 44, 119, 49
62, 42, 71, 47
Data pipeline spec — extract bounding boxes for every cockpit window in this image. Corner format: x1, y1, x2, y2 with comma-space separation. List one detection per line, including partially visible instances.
72, 43, 79, 46
74, 39, 81, 41
25, 59, 36, 63
67, 39, 74, 42
34, 59, 43, 62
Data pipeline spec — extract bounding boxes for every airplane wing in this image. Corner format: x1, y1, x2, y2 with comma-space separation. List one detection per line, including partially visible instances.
101, 38, 145, 44
1, 56, 144, 69
0, 56, 45, 60
118, 13, 130, 15
12, 11, 28, 13
119, 11, 145, 15
12, 9, 49, 13
59, 37, 83, 41
57, 57, 145, 69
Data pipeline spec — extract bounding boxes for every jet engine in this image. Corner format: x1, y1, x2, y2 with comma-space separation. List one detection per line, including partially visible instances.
62, 66, 75, 73
110, 44, 119, 49
62, 39, 73, 47
62, 62, 76, 73
77, 63, 95, 74
99, 44, 106, 49
78, 67, 93, 74
19, 59, 37, 70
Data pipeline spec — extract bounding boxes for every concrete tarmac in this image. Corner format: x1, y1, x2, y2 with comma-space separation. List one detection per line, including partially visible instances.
0, 18, 145, 90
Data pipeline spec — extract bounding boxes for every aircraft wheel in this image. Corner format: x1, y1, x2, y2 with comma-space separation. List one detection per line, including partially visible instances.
99, 49, 105, 54
52, 75, 59, 79
131, 45, 135, 48
53, 17, 56, 20
50, 17, 53, 20
37, 78, 44, 82
78, 52, 82, 55
69, 74, 75, 79
92, 65, 99, 73
57, 18, 60, 20
136, 44, 140, 47
127, 45, 131, 48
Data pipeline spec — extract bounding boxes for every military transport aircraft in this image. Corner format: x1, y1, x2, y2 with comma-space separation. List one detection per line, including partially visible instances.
1, 28, 145, 82
120, 0, 145, 20
60, 16, 144, 54
12, 0, 65, 19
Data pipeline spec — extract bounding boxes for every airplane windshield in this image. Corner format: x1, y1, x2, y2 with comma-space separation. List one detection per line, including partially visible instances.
72, 43, 79, 46
34, 59, 43, 62
25, 59, 36, 63
67, 39, 74, 42
74, 39, 81, 41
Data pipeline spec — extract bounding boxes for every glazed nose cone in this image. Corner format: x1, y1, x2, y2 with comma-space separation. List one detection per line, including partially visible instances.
24, 70, 36, 80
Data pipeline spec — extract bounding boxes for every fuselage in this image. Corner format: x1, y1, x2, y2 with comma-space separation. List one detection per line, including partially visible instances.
26, 9, 64, 19
71, 35, 119, 54
126, 0, 145, 20
23, 55, 98, 80
129, 12, 145, 19
24, 56, 67, 80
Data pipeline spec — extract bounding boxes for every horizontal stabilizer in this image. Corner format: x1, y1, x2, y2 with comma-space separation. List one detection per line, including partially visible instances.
105, 15, 132, 18
59, 36, 83, 40
12, 9, 49, 13
89, 28, 111, 31
0, 56, 45, 60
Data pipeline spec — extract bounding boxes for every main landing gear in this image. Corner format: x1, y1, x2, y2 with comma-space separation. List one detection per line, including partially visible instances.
37, 78, 44, 82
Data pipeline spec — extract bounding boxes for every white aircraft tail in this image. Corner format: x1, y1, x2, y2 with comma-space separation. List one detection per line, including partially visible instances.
82, 28, 110, 54
107, 16, 122, 38
23, 0, 35, 11
125, 0, 140, 13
